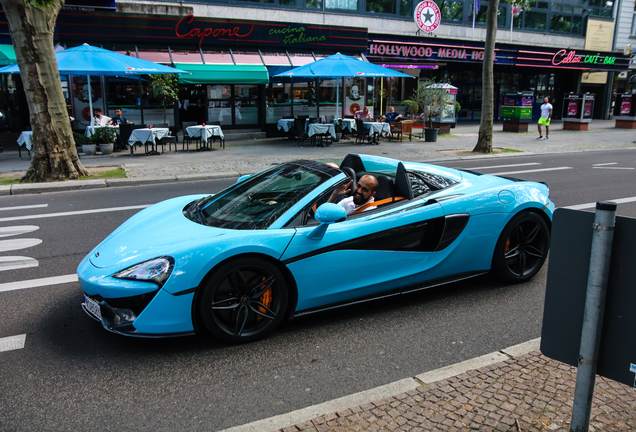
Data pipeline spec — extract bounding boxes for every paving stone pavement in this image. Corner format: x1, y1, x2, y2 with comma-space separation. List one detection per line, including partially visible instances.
274, 352, 636, 432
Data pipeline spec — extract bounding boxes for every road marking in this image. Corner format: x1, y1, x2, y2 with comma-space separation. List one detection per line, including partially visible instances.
564, 196, 636, 210
489, 167, 572, 176
0, 274, 78, 293
592, 166, 634, 170
456, 162, 541, 170
0, 204, 150, 223
0, 334, 26, 353
0, 204, 48, 212
0, 225, 40, 238
592, 162, 617, 166
0, 257, 39, 272
0, 238, 42, 253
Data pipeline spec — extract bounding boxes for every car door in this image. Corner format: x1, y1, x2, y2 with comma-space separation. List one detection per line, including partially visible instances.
281, 200, 444, 312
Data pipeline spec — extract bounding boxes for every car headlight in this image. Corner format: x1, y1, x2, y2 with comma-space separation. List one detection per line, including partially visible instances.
113, 256, 174, 287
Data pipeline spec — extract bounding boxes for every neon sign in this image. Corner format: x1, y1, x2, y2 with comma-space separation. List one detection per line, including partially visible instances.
368, 43, 492, 62
552, 49, 616, 66
175, 15, 254, 47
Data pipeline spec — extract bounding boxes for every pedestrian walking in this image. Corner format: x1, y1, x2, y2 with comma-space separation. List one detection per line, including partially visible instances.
537, 96, 553, 140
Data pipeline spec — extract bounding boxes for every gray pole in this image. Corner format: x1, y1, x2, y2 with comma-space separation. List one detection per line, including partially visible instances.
570, 201, 617, 432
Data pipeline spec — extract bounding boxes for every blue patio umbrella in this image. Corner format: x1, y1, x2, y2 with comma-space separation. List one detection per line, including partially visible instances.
0, 43, 188, 121
272, 53, 413, 117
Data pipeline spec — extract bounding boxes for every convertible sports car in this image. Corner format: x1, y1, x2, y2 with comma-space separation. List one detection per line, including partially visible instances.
78, 153, 554, 343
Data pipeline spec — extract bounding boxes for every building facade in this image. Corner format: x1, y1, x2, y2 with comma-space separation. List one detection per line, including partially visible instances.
0, 0, 629, 133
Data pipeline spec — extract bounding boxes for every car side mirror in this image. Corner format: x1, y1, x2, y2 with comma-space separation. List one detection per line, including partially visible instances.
307, 203, 347, 240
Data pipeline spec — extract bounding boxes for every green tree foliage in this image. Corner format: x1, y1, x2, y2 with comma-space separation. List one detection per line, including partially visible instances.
149, 73, 179, 123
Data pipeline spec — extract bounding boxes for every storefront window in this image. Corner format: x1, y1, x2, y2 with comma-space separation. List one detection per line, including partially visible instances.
326, 0, 357, 10
235, 84, 259, 125
439, 0, 463, 21
367, 0, 396, 14
208, 85, 233, 126
588, 0, 613, 18
320, 78, 340, 118
292, 81, 318, 118
266, 82, 292, 122
306, 0, 322, 8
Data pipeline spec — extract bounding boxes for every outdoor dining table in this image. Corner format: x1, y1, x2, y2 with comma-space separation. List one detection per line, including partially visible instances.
16, 131, 32, 159
276, 119, 295, 133
336, 118, 356, 132
84, 125, 118, 137
186, 125, 225, 150
363, 122, 391, 145
128, 127, 170, 155
307, 123, 336, 147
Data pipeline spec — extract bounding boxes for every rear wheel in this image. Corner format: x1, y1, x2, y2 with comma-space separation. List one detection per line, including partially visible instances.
492, 211, 550, 283
198, 257, 288, 343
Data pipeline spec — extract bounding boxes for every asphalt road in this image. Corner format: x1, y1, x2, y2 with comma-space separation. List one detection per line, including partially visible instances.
0, 149, 635, 431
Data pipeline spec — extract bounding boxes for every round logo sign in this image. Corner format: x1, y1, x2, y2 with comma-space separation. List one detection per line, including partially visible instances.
414, 1, 441, 33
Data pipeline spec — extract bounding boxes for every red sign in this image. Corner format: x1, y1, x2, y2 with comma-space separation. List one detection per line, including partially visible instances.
414, 1, 441, 33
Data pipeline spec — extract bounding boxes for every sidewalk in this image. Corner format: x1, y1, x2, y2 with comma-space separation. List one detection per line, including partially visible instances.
223, 340, 636, 432
1, 120, 635, 195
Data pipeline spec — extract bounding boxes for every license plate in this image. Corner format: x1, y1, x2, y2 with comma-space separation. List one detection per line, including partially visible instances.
83, 295, 102, 321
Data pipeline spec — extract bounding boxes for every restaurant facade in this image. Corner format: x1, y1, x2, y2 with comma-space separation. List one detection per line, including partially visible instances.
0, 0, 630, 134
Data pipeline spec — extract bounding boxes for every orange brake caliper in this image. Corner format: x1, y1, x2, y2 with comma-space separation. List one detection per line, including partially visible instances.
258, 277, 273, 320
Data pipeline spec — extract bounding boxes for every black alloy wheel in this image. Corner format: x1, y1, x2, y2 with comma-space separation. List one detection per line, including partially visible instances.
492, 211, 551, 283
198, 257, 288, 343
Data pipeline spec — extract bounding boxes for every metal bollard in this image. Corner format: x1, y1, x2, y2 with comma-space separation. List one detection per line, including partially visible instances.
570, 201, 617, 432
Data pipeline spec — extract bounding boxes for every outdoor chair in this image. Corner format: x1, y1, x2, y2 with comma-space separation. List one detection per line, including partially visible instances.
124, 125, 148, 156
160, 135, 177, 153
355, 119, 368, 144
389, 120, 413, 142
294, 118, 310, 147
181, 121, 200, 151
325, 115, 334, 122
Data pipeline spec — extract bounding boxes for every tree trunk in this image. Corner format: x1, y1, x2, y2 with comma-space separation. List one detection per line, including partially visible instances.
472, 0, 500, 154
1, 0, 91, 181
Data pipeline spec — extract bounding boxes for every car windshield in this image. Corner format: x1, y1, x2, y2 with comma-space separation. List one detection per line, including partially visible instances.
192, 160, 337, 230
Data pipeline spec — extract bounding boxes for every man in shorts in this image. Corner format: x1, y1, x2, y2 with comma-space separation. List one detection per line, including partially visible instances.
537, 96, 552, 140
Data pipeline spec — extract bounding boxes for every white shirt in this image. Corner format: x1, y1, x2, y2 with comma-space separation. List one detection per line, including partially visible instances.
92, 115, 111, 126
540, 103, 553, 119
338, 196, 376, 215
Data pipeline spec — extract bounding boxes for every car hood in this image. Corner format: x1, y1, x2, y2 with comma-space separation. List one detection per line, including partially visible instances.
89, 194, 223, 270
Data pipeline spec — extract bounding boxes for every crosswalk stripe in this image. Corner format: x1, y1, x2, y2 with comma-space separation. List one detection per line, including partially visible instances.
0, 334, 26, 353
0, 257, 39, 272
0, 274, 78, 293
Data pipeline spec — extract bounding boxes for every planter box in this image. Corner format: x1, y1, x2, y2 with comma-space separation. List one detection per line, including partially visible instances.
615, 117, 636, 129
563, 119, 591, 131
502, 121, 528, 133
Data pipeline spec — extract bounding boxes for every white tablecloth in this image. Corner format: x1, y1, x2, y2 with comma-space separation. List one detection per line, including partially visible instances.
277, 119, 295, 132
363, 122, 391, 136
128, 128, 170, 146
17, 131, 33, 150
85, 125, 119, 137
307, 123, 336, 139
186, 125, 225, 142
336, 118, 356, 132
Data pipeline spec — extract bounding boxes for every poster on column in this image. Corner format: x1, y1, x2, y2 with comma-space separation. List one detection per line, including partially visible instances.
345, 77, 364, 117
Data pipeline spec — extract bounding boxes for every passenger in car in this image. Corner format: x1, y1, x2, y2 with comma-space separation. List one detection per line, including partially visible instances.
328, 174, 378, 215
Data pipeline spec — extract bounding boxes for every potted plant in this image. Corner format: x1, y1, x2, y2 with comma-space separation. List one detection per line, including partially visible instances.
333, 119, 344, 142
410, 78, 448, 142
74, 132, 97, 156
90, 126, 117, 155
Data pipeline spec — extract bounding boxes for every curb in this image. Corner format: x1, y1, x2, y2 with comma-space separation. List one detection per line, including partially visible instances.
219, 338, 541, 432
3, 147, 636, 196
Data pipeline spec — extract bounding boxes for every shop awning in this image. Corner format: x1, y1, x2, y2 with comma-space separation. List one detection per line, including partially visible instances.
0, 44, 16, 66
174, 63, 269, 85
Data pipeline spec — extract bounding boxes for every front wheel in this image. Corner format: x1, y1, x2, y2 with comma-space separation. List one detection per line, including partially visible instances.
198, 257, 288, 343
492, 211, 550, 283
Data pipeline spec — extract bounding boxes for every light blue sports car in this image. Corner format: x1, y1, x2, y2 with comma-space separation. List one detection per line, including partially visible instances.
78, 153, 554, 343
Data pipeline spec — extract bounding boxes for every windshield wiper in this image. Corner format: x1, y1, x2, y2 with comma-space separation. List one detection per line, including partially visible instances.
188, 196, 213, 225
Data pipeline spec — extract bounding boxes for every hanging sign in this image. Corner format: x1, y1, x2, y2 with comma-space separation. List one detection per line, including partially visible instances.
414, 1, 441, 33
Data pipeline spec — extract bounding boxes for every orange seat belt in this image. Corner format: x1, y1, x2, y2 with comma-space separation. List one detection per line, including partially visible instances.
351, 196, 405, 214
